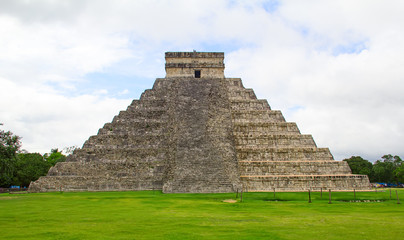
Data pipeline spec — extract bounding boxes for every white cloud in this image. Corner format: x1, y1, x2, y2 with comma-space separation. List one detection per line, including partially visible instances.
0, 0, 403, 161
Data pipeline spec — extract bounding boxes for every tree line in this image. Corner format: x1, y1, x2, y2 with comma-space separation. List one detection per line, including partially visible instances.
343, 155, 404, 184
1, 127, 69, 188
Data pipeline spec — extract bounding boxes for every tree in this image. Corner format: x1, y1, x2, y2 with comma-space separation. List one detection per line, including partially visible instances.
13, 153, 50, 187
383, 155, 400, 183
0, 128, 21, 187
11, 149, 67, 188
1, 124, 67, 187
393, 155, 403, 166
394, 163, 404, 183
381, 154, 394, 163
344, 154, 403, 183
372, 160, 387, 182
343, 156, 372, 176
371, 155, 402, 183
44, 148, 66, 166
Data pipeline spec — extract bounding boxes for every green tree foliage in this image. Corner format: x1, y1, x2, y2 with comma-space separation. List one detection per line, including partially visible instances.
372, 155, 403, 183
343, 156, 372, 175
13, 153, 50, 187
1, 125, 68, 187
44, 148, 66, 166
0, 128, 21, 187
344, 154, 403, 183
381, 154, 402, 165
372, 161, 387, 182
394, 164, 404, 183
11, 149, 67, 187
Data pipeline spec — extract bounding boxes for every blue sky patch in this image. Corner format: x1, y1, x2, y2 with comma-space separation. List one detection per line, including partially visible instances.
332, 40, 368, 56
262, 0, 280, 13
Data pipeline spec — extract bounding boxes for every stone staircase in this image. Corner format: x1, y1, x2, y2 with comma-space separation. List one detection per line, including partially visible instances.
161, 77, 240, 193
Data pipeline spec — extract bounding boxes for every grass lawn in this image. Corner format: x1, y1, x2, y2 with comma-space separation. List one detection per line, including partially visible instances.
1, 189, 403, 240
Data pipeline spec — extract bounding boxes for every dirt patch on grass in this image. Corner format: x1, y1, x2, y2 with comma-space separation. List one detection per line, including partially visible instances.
222, 199, 237, 203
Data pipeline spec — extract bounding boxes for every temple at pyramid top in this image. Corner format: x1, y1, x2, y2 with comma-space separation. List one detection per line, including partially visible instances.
165, 51, 225, 78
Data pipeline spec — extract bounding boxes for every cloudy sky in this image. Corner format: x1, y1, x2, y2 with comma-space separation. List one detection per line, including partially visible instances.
1, 0, 403, 161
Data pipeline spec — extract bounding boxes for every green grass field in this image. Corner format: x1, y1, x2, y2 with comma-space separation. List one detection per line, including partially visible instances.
1, 189, 403, 240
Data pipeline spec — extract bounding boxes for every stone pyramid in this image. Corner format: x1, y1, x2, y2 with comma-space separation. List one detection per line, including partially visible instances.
29, 52, 371, 193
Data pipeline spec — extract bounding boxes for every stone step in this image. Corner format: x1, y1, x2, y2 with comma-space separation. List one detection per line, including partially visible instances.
226, 78, 244, 88
101, 120, 166, 131
98, 122, 166, 136
230, 99, 271, 111
151, 78, 174, 90
113, 109, 167, 120
126, 105, 167, 112
127, 99, 167, 109
139, 89, 171, 100
236, 147, 334, 161
107, 117, 168, 127
83, 134, 167, 148
98, 127, 165, 136
71, 147, 167, 161
81, 143, 166, 150
234, 134, 316, 147
233, 122, 301, 134
234, 133, 303, 140
241, 174, 365, 178
103, 120, 166, 129
227, 88, 257, 100
46, 160, 165, 178
28, 176, 164, 192
239, 160, 337, 163
239, 160, 352, 175
232, 110, 285, 122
